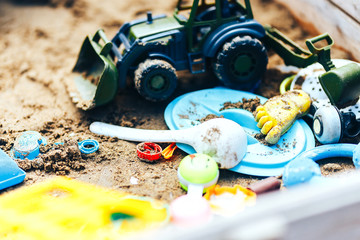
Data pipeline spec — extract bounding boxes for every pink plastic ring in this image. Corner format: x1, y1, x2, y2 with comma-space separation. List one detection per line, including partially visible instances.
136, 142, 162, 161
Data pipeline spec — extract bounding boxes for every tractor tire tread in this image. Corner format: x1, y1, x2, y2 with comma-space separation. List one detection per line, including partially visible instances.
214, 35, 268, 91
134, 59, 177, 101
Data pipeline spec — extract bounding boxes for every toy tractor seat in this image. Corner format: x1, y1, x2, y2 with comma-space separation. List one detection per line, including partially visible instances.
194, 0, 243, 21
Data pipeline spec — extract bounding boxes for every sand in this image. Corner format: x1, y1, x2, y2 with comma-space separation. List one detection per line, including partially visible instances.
0, 0, 356, 202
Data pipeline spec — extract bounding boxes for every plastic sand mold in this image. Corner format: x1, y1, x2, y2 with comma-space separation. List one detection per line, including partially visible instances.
136, 142, 162, 161
11, 131, 47, 160
204, 185, 256, 216
164, 88, 315, 176
0, 177, 169, 240
0, 149, 26, 190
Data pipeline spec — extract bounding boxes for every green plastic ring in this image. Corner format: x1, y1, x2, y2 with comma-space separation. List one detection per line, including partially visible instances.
280, 75, 296, 94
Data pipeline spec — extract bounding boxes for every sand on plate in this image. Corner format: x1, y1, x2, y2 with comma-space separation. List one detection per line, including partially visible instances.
0, 0, 356, 202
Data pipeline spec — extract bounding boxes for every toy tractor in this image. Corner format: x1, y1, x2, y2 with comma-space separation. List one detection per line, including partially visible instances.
70, 0, 327, 110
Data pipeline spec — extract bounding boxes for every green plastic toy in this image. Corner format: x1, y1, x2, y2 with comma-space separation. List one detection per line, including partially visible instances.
70, 30, 118, 110
177, 153, 219, 193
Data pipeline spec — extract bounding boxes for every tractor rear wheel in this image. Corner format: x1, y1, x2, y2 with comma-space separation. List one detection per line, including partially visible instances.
134, 59, 177, 101
214, 36, 268, 91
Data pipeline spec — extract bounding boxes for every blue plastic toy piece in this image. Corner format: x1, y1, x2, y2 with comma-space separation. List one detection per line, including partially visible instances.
11, 131, 47, 160
164, 87, 315, 177
283, 157, 322, 187
283, 143, 360, 187
298, 143, 357, 162
0, 149, 26, 190
353, 143, 360, 169
78, 139, 99, 154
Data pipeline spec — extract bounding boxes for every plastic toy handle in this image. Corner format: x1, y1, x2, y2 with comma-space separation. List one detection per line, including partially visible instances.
298, 143, 360, 170
305, 33, 335, 71
90, 122, 192, 144
299, 143, 356, 160
161, 143, 178, 159
305, 33, 334, 54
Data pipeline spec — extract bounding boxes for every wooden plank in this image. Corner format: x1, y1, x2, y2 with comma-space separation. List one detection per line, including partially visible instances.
331, 0, 360, 23
274, 0, 360, 61
152, 173, 360, 240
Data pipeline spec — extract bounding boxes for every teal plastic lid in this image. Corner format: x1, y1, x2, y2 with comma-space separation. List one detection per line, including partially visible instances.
165, 87, 315, 177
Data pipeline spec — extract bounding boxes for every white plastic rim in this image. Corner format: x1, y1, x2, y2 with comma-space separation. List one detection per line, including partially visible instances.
177, 168, 219, 191
313, 105, 342, 144
290, 59, 360, 118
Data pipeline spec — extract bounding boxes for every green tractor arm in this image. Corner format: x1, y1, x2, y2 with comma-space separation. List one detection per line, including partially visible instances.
269, 25, 360, 108
263, 25, 333, 69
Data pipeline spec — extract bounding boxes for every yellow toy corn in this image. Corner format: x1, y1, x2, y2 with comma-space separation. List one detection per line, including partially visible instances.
254, 90, 311, 144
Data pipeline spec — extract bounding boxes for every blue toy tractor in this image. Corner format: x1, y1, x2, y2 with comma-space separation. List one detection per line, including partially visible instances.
71, 0, 326, 110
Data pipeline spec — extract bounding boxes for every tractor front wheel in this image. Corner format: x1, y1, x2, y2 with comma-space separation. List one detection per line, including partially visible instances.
134, 59, 177, 101
214, 36, 268, 91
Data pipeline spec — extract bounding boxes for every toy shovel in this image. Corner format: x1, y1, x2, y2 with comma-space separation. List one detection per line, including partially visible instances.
161, 143, 178, 159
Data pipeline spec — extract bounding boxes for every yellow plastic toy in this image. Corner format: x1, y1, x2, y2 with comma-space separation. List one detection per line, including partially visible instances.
0, 177, 169, 240
254, 90, 311, 144
203, 185, 256, 216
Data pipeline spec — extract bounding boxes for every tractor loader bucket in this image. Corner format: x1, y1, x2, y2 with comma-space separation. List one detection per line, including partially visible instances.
305, 34, 360, 107
70, 29, 118, 110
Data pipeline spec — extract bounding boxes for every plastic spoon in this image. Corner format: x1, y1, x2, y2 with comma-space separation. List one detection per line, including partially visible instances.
90, 118, 247, 169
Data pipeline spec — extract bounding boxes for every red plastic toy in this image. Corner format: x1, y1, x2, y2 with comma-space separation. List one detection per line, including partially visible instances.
136, 142, 162, 161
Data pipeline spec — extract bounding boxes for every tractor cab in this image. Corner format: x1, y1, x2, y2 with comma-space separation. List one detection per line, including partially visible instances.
174, 0, 254, 51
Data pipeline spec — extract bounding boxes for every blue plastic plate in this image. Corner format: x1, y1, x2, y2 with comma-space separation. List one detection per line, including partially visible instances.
0, 149, 26, 190
164, 88, 315, 177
